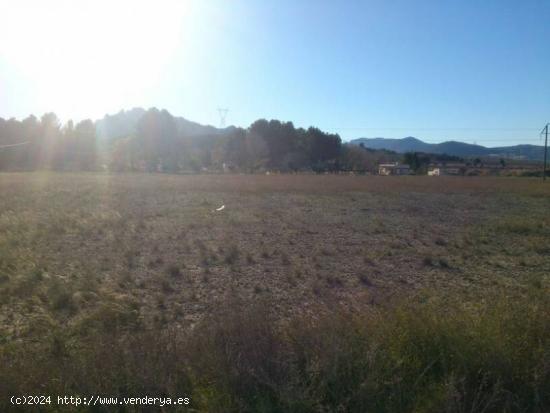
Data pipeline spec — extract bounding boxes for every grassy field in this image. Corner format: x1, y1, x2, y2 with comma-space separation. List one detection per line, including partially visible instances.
0, 173, 549, 412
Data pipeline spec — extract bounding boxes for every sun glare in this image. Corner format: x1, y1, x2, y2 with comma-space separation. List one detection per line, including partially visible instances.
0, 0, 194, 120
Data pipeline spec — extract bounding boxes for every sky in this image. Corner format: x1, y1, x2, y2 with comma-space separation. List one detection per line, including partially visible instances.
0, 0, 549, 146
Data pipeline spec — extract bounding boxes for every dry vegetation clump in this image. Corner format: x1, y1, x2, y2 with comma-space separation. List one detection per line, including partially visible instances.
224, 244, 240, 265
166, 264, 183, 278
0, 292, 548, 412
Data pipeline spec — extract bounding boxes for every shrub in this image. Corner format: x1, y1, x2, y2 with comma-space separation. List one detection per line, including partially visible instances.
358, 274, 372, 286
439, 257, 451, 268
246, 252, 255, 264
435, 236, 447, 246
224, 245, 240, 265
167, 264, 182, 278
423, 255, 435, 266
325, 274, 344, 288
0, 292, 548, 413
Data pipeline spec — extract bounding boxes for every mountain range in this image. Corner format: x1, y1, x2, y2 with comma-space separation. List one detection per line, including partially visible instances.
94, 110, 545, 161
349, 137, 545, 161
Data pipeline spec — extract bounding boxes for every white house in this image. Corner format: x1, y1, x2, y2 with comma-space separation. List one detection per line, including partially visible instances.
378, 162, 411, 176
427, 163, 465, 176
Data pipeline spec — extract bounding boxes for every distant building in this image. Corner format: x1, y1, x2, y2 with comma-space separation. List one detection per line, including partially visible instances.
222, 162, 237, 173
427, 166, 462, 176
427, 163, 465, 176
378, 162, 411, 176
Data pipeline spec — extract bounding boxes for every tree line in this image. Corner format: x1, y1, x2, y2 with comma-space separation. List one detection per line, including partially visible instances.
0, 114, 97, 171
0, 108, 398, 173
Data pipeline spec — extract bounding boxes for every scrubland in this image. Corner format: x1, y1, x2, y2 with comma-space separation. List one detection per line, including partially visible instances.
0, 173, 549, 412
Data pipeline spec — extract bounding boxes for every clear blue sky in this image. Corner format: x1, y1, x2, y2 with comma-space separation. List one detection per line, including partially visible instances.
1, 0, 549, 146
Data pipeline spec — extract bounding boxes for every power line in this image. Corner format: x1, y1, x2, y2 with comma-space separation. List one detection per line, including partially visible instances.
325, 127, 540, 131
0, 141, 29, 149
347, 138, 544, 142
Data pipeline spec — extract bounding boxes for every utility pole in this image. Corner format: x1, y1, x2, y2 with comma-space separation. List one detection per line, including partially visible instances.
217, 108, 229, 129
542, 123, 549, 181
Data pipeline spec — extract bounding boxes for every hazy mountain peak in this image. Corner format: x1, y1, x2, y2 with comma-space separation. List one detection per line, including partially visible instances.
350, 136, 545, 161
95, 107, 224, 140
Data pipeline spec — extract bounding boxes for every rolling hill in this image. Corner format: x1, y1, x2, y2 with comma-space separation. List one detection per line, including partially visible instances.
95, 107, 229, 141
350, 136, 545, 161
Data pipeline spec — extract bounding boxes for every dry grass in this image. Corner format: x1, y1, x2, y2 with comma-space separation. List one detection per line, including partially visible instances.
0, 172, 549, 411
0, 172, 549, 329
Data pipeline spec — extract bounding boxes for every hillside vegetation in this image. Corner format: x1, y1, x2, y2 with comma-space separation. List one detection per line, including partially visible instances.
0, 109, 397, 174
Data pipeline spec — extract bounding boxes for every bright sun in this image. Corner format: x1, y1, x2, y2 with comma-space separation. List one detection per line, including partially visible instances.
0, 0, 194, 120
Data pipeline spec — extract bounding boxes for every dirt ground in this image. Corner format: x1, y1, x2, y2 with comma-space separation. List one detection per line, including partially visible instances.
1, 173, 549, 337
